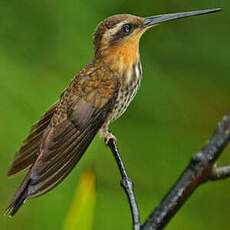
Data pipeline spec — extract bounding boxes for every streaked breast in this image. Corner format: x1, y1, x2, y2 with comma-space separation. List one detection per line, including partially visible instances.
111, 60, 142, 121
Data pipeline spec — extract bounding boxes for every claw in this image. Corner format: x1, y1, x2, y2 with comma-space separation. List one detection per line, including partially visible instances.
105, 131, 117, 145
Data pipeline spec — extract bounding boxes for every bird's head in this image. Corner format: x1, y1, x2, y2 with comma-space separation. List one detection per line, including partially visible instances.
94, 14, 143, 56
93, 9, 221, 72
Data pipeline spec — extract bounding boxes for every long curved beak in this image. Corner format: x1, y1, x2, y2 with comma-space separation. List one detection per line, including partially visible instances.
143, 8, 222, 28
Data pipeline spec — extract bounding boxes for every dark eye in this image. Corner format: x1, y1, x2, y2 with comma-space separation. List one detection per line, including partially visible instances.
122, 23, 133, 34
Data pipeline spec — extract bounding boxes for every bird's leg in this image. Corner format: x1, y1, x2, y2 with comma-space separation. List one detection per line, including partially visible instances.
105, 131, 117, 145
99, 123, 117, 144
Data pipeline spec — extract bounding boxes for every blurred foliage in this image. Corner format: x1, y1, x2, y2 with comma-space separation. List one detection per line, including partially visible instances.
63, 167, 96, 230
0, 0, 230, 230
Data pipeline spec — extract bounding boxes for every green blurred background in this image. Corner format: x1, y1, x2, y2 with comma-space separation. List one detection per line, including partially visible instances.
0, 0, 230, 229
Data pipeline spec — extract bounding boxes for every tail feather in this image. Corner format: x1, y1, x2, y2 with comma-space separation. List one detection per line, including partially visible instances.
4, 174, 31, 216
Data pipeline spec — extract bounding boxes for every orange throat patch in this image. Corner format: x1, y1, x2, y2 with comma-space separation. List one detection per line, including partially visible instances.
103, 36, 140, 75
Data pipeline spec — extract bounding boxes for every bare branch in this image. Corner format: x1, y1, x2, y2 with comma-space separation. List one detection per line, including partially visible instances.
209, 165, 230, 180
105, 114, 230, 230
106, 138, 141, 230
141, 113, 230, 230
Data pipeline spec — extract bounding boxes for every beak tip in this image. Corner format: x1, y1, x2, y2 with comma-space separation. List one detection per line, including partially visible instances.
210, 8, 223, 13
143, 8, 223, 28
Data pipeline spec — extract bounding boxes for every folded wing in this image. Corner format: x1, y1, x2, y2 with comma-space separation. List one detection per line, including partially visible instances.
5, 74, 118, 215
29, 93, 115, 197
7, 102, 58, 177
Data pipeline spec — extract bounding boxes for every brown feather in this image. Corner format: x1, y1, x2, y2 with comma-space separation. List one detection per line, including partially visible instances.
5, 66, 119, 216
27, 90, 117, 198
7, 102, 58, 177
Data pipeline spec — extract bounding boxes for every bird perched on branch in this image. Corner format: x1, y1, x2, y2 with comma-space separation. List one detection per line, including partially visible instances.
5, 8, 221, 216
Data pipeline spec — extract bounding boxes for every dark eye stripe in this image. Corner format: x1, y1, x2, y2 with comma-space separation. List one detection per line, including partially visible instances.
109, 23, 136, 45
122, 23, 133, 33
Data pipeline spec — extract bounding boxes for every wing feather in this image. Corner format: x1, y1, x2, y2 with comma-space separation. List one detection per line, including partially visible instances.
5, 69, 119, 216
8, 102, 58, 177
26, 85, 118, 198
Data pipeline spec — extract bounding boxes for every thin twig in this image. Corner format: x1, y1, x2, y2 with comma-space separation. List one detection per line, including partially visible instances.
209, 165, 230, 180
141, 113, 230, 230
107, 138, 141, 230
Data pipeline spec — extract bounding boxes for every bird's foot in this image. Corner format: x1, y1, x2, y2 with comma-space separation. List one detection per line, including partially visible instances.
105, 131, 117, 145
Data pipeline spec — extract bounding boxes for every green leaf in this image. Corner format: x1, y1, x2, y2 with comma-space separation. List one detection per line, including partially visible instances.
62, 167, 96, 230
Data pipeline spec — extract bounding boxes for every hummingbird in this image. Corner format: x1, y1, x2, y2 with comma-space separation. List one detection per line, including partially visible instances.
5, 8, 221, 216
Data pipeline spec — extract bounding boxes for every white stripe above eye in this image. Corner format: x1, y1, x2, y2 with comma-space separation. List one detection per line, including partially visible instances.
104, 21, 129, 38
